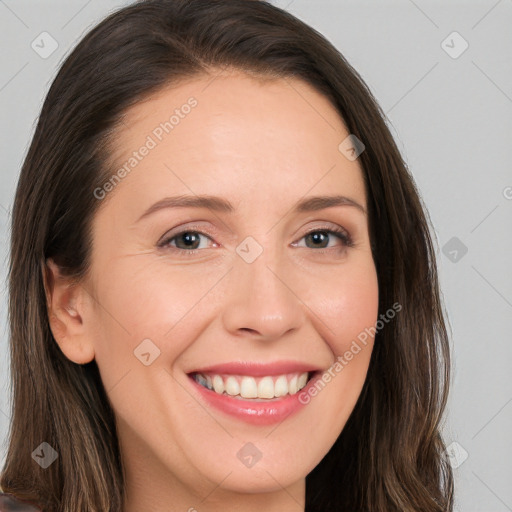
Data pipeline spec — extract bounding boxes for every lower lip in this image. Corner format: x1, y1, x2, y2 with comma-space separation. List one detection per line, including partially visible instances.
187, 372, 321, 426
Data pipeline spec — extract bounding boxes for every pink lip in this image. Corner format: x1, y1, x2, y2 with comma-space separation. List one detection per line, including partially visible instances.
187, 369, 323, 426
188, 360, 322, 377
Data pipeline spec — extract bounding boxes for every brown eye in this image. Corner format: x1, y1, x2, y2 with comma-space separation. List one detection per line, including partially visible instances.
304, 230, 343, 249
295, 226, 354, 251
159, 230, 213, 252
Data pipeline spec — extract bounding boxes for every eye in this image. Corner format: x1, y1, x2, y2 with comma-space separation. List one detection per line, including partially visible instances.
158, 229, 216, 253
292, 226, 354, 252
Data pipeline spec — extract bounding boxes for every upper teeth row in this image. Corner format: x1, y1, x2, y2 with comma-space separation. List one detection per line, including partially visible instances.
194, 372, 309, 399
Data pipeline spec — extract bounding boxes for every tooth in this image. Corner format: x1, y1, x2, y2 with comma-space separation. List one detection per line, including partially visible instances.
288, 374, 298, 395
240, 377, 258, 398
297, 372, 308, 390
212, 375, 224, 394
257, 376, 275, 398
200, 372, 311, 398
274, 375, 288, 397
195, 373, 208, 388
225, 376, 240, 396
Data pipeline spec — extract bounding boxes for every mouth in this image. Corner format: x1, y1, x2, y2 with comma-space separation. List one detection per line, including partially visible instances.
185, 361, 324, 425
189, 370, 318, 401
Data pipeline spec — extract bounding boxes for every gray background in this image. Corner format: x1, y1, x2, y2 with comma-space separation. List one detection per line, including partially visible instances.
0, 0, 511, 510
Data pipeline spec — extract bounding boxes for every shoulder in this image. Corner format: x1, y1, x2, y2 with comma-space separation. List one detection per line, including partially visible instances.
0, 492, 42, 511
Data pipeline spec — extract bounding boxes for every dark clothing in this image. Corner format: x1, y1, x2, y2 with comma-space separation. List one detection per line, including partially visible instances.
0, 493, 41, 511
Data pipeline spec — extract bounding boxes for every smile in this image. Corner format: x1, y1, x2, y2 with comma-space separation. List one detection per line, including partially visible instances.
187, 364, 324, 425
192, 371, 310, 400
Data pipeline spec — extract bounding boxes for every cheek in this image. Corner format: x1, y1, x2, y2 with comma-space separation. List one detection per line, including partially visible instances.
299, 259, 378, 438
89, 255, 246, 387
306, 255, 379, 354
93, 257, 211, 332
89, 259, 211, 387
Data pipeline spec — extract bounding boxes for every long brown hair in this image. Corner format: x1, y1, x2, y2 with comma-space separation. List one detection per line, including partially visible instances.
1, 1, 454, 510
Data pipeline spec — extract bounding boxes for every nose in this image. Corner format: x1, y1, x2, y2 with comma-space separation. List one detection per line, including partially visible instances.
221, 244, 304, 342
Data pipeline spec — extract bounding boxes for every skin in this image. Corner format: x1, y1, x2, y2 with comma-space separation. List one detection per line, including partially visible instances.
44, 69, 379, 512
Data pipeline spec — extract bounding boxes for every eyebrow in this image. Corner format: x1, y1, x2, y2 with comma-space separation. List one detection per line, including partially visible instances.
136, 193, 366, 222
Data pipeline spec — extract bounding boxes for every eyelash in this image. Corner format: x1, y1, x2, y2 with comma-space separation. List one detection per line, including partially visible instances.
157, 224, 354, 256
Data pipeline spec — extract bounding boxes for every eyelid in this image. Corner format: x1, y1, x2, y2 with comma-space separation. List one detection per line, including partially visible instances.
156, 222, 220, 247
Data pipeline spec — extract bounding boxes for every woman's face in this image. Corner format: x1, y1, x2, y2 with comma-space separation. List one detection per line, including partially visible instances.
78, 70, 378, 506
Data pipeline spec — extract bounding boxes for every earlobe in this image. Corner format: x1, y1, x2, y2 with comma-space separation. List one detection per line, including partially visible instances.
42, 258, 95, 365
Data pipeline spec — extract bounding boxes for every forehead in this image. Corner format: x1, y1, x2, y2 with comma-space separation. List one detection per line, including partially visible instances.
103, 70, 367, 216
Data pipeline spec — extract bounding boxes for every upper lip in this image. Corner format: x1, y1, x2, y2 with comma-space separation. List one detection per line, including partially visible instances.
187, 360, 323, 377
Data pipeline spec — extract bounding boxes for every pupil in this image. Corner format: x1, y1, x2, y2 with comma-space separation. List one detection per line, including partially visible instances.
181, 232, 199, 248
309, 231, 327, 248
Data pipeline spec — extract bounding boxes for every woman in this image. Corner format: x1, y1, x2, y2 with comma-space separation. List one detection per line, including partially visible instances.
0, 0, 454, 510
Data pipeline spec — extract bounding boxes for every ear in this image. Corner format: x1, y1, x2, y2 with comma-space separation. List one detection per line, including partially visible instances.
42, 258, 95, 365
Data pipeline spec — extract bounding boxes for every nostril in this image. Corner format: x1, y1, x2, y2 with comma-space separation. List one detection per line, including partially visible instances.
239, 328, 259, 335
